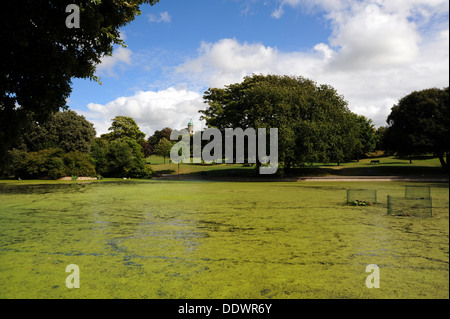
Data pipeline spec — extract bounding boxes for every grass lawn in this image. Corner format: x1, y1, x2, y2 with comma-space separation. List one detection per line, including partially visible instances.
0, 179, 448, 298
147, 155, 448, 178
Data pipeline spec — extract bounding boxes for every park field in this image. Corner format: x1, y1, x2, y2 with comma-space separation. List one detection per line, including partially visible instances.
0, 179, 448, 299
147, 155, 448, 178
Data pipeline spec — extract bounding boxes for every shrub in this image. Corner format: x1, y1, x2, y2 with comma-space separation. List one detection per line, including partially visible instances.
62, 151, 96, 177
15, 148, 66, 179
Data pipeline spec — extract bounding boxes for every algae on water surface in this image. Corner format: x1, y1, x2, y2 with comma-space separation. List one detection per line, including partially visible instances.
0, 181, 448, 298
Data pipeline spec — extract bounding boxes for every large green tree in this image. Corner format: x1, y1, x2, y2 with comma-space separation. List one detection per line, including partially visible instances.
353, 115, 377, 161
102, 116, 146, 142
22, 110, 96, 153
90, 116, 151, 177
0, 0, 159, 163
201, 74, 359, 170
385, 87, 449, 168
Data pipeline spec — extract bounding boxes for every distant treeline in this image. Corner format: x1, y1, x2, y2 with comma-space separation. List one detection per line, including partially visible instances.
1, 75, 448, 179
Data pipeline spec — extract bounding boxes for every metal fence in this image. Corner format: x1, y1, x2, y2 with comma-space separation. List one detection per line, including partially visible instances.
387, 195, 432, 217
405, 185, 431, 199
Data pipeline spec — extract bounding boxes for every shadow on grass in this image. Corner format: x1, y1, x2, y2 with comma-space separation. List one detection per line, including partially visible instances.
397, 155, 436, 160
154, 169, 176, 175
152, 160, 448, 179
285, 165, 448, 177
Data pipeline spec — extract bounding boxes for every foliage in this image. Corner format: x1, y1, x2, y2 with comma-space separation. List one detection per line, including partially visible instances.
385, 87, 449, 168
201, 74, 360, 170
107, 139, 139, 177
102, 116, 146, 143
89, 116, 151, 178
90, 118, 152, 178
13, 148, 66, 179
348, 200, 372, 206
375, 126, 388, 152
62, 151, 96, 177
22, 110, 96, 153
89, 138, 110, 176
10, 148, 95, 179
154, 138, 173, 164
148, 127, 173, 157
149, 127, 173, 145
91, 138, 152, 178
353, 115, 377, 160
0, 0, 159, 160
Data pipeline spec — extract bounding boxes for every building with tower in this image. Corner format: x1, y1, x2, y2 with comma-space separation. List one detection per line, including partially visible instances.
188, 119, 194, 135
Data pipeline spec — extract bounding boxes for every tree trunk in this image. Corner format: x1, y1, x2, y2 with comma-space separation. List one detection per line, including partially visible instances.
255, 159, 261, 174
409, 154, 412, 164
438, 153, 448, 169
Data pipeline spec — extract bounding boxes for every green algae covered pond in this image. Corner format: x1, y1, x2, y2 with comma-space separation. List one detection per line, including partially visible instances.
0, 180, 448, 298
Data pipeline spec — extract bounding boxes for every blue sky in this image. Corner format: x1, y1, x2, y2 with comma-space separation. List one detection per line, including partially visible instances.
68, 0, 449, 137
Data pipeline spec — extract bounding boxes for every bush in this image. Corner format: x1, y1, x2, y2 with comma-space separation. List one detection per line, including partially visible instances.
89, 138, 109, 176
90, 137, 152, 178
10, 148, 96, 179
62, 151, 96, 177
15, 148, 66, 179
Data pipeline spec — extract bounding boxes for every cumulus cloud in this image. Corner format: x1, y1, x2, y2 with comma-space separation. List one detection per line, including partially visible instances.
95, 46, 133, 78
173, 1, 448, 127
84, 1, 448, 134
82, 88, 204, 137
175, 38, 326, 88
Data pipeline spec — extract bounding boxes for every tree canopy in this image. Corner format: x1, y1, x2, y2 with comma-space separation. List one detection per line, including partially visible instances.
154, 137, 173, 164
102, 116, 146, 142
384, 87, 449, 168
91, 116, 151, 178
200, 74, 360, 170
0, 0, 159, 162
22, 110, 96, 153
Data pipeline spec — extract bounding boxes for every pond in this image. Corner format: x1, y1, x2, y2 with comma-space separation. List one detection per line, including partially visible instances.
0, 180, 448, 298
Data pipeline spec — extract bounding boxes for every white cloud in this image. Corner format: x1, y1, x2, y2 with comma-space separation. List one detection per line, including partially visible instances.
95, 46, 133, 78
147, 11, 172, 23
175, 38, 326, 88
84, 1, 448, 133
173, 1, 448, 127
83, 88, 204, 137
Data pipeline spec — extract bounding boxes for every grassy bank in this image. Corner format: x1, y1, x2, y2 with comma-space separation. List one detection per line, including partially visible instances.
147, 155, 448, 178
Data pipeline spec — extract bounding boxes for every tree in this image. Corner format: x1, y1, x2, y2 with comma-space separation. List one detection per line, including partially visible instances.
140, 140, 154, 158
0, 0, 159, 163
384, 87, 449, 168
374, 126, 388, 153
90, 116, 151, 178
102, 116, 146, 143
23, 110, 96, 153
154, 138, 173, 164
353, 115, 377, 161
107, 138, 149, 177
89, 138, 110, 176
148, 127, 173, 148
201, 74, 358, 171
